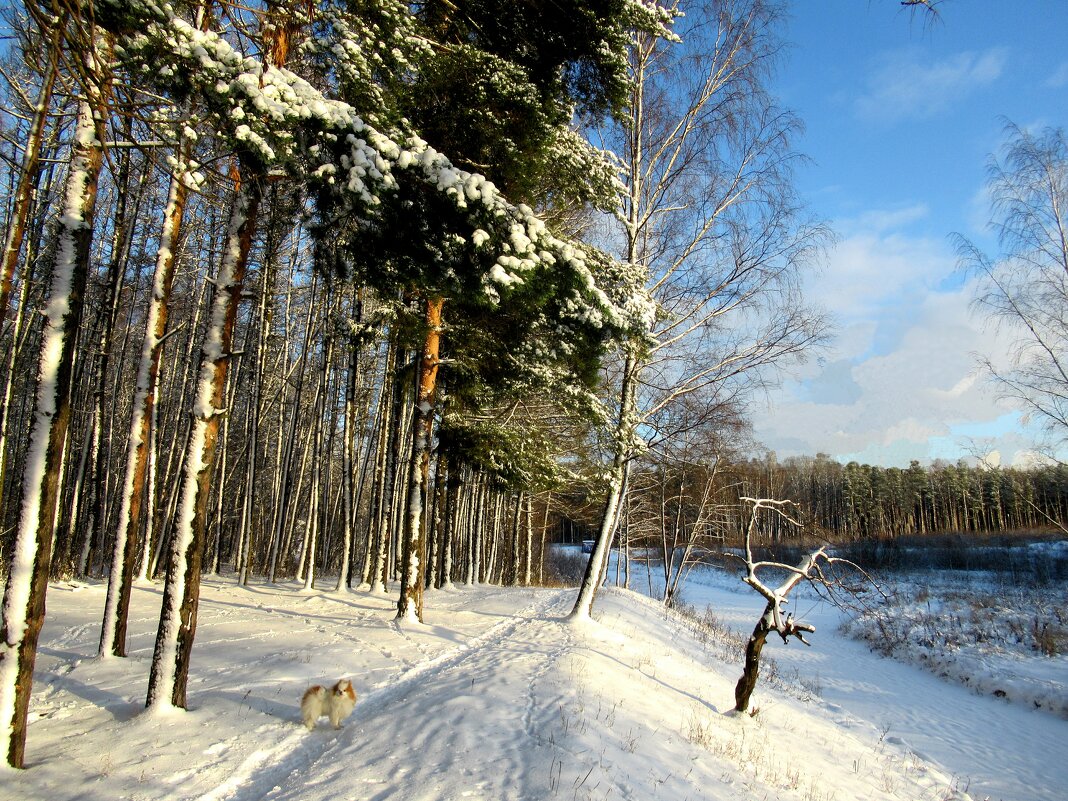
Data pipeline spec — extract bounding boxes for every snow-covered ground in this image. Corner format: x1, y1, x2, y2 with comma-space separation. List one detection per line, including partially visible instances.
3, 567, 1065, 801
838, 572, 1068, 717
661, 564, 1068, 801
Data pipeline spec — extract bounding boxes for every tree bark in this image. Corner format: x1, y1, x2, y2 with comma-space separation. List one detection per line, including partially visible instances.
0, 31, 111, 765
146, 169, 262, 709
335, 288, 362, 592
397, 296, 443, 622
734, 606, 773, 713
570, 349, 639, 618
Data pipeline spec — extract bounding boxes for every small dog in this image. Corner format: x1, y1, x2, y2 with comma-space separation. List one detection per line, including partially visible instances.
301, 679, 357, 730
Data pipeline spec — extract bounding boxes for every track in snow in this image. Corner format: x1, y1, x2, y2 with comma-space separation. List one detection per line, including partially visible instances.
194, 589, 571, 801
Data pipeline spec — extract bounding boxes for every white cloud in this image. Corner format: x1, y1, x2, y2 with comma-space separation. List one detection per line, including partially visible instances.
1011, 449, 1055, 468
850, 204, 930, 233
806, 210, 954, 331
751, 217, 1029, 467
1046, 62, 1068, 88
934, 372, 978, 400
854, 47, 1008, 122
963, 183, 995, 240
881, 418, 944, 447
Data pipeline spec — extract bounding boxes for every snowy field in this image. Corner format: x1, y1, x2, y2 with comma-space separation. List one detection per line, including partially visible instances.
3, 567, 1066, 801
838, 571, 1068, 717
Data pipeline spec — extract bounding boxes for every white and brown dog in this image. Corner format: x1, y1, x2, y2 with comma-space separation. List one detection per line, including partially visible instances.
301, 679, 357, 730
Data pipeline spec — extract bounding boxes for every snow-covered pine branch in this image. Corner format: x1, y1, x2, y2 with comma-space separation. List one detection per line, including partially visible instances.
94, 0, 653, 341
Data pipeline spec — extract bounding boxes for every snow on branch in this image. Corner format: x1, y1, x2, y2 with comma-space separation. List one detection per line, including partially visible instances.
729, 495, 882, 712
94, 0, 654, 336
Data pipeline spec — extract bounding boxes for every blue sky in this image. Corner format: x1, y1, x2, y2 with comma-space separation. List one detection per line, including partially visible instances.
749, 0, 1068, 468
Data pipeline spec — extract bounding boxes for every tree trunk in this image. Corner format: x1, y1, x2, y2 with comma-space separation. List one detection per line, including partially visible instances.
303, 328, 335, 592
365, 337, 396, 592
734, 605, 773, 713
0, 35, 111, 764
335, 289, 362, 592
397, 296, 443, 622
538, 493, 550, 585
506, 492, 523, 585
570, 349, 639, 619
101, 110, 195, 653
239, 206, 283, 585
146, 170, 262, 710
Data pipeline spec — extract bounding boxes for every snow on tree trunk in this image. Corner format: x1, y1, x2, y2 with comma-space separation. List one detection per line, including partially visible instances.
100, 153, 191, 656
0, 40, 60, 523
146, 173, 262, 710
0, 62, 109, 765
137, 381, 162, 583
397, 296, 443, 623
570, 350, 640, 619
97, 147, 188, 652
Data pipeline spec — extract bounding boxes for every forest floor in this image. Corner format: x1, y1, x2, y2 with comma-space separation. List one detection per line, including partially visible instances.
3, 564, 1066, 801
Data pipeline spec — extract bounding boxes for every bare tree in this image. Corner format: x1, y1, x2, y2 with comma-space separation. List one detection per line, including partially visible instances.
572, 0, 827, 619
730, 496, 875, 713
957, 124, 1068, 454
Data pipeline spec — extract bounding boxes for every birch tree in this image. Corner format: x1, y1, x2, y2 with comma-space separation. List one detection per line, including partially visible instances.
572, 0, 827, 618
99, 2, 210, 659
0, 11, 112, 767
957, 123, 1068, 453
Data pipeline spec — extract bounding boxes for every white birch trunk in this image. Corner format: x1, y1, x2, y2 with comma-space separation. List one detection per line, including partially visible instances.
100, 123, 196, 657
570, 351, 640, 619
0, 51, 109, 763
146, 173, 261, 710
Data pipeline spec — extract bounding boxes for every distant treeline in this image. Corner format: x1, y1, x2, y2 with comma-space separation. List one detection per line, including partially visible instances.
729, 455, 1068, 540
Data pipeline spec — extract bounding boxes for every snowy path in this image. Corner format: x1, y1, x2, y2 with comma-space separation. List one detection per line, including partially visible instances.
8, 574, 1043, 801
196, 590, 572, 801
676, 569, 1068, 801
